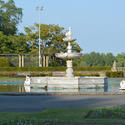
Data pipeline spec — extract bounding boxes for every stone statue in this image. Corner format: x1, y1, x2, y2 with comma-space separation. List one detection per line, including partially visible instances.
119, 79, 125, 90
24, 75, 31, 86
111, 60, 117, 72
24, 85, 31, 92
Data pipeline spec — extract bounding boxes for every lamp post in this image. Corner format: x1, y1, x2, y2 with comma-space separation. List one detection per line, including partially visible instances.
36, 6, 43, 67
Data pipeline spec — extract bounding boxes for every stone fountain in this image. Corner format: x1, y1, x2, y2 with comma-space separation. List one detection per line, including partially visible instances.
24, 28, 108, 92
55, 27, 82, 77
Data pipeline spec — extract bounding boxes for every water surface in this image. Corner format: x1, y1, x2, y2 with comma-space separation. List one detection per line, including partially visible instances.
0, 79, 122, 93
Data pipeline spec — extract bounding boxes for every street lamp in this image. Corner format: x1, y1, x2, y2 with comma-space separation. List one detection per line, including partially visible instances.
36, 6, 43, 67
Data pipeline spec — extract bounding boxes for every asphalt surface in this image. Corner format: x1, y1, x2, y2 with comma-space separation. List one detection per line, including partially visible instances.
0, 95, 125, 112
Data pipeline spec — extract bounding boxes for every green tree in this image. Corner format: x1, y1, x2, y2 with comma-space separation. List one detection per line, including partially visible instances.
102, 53, 115, 66
116, 53, 125, 67
74, 52, 115, 66
0, 31, 29, 54
25, 24, 82, 54
25, 24, 82, 66
83, 52, 104, 66
0, 31, 11, 53
8, 34, 29, 54
0, 0, 22, 35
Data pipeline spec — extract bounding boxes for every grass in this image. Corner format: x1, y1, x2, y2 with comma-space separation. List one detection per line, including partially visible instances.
0, 107, 125, 124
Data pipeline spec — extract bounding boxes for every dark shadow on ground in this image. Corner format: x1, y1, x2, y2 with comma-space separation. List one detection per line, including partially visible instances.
0, 95, 125, 112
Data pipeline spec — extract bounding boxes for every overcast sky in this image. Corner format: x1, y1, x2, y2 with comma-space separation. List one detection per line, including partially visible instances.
12, 0, 125, 55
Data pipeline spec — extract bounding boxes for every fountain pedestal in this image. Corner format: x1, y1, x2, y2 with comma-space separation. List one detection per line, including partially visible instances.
66, 60, 74, 77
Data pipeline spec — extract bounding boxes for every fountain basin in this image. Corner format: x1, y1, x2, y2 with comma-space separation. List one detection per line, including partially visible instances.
55, 53, 82, 59
28, 76, 108, 89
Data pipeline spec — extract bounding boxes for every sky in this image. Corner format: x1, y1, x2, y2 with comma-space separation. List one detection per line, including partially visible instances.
11, 0, 125, 55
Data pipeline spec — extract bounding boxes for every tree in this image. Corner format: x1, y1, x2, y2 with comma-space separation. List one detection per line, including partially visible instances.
8, 34, 29, 54
102, 53, 115, 66
25, 24, 82, 66
0, 31, 9, 53
82, 52, 104, 66
25, 24, 82, 54
0, 0, 22, 35
0, 31, 29, 54
116, 53, 125, 67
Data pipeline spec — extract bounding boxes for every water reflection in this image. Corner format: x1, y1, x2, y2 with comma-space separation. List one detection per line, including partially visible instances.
24, 86, 106, 93
24, 84, 120, 93
108, 84, 120, 92
0, 85, 25, 92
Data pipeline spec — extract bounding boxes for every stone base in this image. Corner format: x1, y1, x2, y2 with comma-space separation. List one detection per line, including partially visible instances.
29, 76, 108, 89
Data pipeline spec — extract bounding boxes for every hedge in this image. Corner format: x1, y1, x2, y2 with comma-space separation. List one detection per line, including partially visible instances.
73, 66, 111, 71
74, 73, 100, 77
106, 71, 124, 78
0, 72, 17, 77
31, 72, 52, 76
0, 66, 111, 72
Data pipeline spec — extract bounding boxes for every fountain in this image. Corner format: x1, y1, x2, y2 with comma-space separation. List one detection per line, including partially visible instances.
24, 28, 108, 92
55, 27, 82, 77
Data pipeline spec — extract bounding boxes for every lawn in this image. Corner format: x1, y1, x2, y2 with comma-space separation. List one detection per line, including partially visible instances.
0, 107, 125, 125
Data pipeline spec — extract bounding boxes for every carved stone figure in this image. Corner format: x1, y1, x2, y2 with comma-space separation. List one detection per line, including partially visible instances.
119, 79, 125, 90
24, 75, 31, 86
111, 60, 117, 72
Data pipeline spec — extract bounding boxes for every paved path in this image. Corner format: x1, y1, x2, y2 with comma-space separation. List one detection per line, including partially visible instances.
0, 95, 125, 112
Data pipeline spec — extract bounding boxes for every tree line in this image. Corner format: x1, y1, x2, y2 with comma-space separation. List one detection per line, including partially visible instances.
0, 0, 125, 67
74, 52, 125, 67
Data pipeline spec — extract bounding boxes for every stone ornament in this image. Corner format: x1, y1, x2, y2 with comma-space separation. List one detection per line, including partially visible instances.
119, 80, 125, 90
24, 75, 31, 86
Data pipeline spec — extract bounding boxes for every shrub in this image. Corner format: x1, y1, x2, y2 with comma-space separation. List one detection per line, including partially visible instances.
0, 57, 10, 67
74, 73, 100, 77
73, 66, 111, 71
0, 72, 17, 77
0, 66, 111, 72
106, 71, 124, 78
31, 72, 52, 76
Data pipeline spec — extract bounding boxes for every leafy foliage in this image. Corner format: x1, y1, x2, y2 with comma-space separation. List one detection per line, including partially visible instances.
106, 71, 124, 78
73, 66, 111, 71
74, 52, 115, 67
0, 57, 10, 67
25, 24, 82, 54
25, 24, 82, 66
116, 53, 125, 67
74, 72, 100, 76
0, 32, 28, 54
0, 66, 110, 71
0, 0, 22, 35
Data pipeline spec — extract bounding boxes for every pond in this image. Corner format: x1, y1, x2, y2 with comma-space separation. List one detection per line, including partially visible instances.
0, 78, 122, 93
